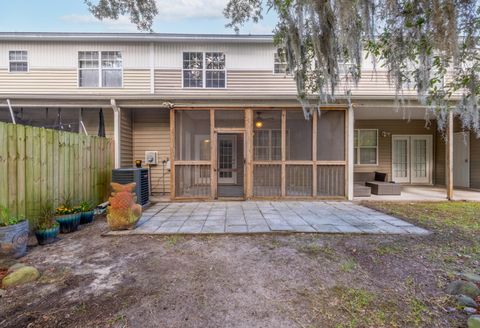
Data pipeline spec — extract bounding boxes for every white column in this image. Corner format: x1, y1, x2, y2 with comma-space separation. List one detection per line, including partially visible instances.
111, 99, 121, 169
446, 111, 454, 200
347, 105, 355, 200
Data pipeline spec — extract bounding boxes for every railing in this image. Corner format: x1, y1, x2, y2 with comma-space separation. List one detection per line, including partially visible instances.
0, 122, 114, 218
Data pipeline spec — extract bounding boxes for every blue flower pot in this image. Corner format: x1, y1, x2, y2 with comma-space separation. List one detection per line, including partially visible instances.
56, 213, 81, 233
80, 211, 95, 224
0, 220, 29, 258
35, 226, 60, 245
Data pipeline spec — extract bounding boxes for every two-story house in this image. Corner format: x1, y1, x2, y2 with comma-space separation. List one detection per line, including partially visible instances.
0, 32, 478, 200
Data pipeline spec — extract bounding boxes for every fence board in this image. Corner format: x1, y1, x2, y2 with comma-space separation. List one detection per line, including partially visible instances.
0, 122, 113, 219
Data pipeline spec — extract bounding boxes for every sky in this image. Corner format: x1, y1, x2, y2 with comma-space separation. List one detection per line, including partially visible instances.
0, 0, 277, 35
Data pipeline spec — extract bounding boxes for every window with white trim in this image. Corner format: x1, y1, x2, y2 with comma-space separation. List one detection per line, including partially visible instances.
354, 129, 378, 165
9, 51, 28, 72
78, 51, 122, 88
274, 50, 289, 74
182, 52, 226, 88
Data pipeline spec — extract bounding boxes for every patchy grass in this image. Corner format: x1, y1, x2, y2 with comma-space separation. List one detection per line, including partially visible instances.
340, 259, 357, 273
364, 201, 480, 233
165, 235, 184, 247
297, 243, 337, 259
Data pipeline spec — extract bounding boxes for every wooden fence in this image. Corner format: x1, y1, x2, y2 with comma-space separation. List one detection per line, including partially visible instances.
0, 122, 114, 219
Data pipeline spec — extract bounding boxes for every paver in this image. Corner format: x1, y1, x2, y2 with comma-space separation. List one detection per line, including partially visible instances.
107, 201, 430, 236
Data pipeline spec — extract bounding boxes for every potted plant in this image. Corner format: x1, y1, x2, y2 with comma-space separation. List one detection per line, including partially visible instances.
35, 202, 59, 245
79, 201, 95, 224
0, 205, 29, 258
55, 196, 81, 233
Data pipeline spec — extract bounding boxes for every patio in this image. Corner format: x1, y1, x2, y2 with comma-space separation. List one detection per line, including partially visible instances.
107, 201, 430, 235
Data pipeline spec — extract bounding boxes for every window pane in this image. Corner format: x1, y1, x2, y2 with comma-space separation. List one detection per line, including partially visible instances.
215, 110, 244, 128
9, 62, 28, 72
359, 148, 377, 165
79, 69, 99, 87
9, 51, 27, 61
101, 51, 122, 68
359, 130, 377, 147
183, 52, 203, 69
183, 70, 203, 88
175, 110, 211, 161
253, 111, 282, 161
317, 110, 345, 161
206, 71, 225, 88
286, 111, 312, 160
274, 51, 289, 74
102, 69, 122, 87
205, 52, 225, 69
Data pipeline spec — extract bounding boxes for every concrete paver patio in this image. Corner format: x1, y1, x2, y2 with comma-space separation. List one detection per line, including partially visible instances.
107, 201, 430, 235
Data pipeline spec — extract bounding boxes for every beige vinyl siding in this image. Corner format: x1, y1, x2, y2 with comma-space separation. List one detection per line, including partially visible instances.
121, 109, 133, 167
154, 69, 417, 97
132, 109, 170, 194
82, 108, 114, 139
354, 120, 437, 182
0, 69, 150, 94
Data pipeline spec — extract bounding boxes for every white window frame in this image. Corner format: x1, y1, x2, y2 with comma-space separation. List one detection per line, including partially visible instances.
182, 51, 227, 89
273, 50, 290, 75
77, 51, 123, 88
8, 50, 28, 73
354, 129, 379, 166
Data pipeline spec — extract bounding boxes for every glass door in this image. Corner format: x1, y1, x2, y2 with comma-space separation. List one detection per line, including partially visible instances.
410, 136, 432, 184
218, 134, 237, 184
392, 136, 410, 183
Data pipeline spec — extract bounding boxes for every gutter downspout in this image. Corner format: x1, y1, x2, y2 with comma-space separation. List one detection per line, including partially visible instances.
6, 99, 16, 124
111, 98, 121, 169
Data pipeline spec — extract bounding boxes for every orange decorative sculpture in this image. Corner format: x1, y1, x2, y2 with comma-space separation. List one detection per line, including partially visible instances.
107, 182, 142, 230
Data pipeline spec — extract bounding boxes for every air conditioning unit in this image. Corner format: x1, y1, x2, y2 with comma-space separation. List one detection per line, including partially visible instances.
111, 168, 149, 206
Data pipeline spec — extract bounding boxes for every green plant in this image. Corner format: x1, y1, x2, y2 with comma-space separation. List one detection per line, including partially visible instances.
36, 202, 58, 230
55, 194, 80, 215
79, 201, 94, 212
0, 205, 25, 227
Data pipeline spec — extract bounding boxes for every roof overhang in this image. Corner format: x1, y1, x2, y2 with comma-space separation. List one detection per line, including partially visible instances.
0, 32, 275, 44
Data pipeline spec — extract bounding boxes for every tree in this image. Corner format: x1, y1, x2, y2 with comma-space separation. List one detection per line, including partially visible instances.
88, 0, 480, 134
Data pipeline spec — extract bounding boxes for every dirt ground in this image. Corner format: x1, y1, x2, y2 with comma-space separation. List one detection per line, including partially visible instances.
1, 202, 478, 328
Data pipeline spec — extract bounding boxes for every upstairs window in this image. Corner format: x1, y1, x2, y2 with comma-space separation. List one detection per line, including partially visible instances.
78, 51, 122, 88
274, 50, 289, 74
9, 51, 28, 72
182, 52, 226, 88
205, 52, 226, 88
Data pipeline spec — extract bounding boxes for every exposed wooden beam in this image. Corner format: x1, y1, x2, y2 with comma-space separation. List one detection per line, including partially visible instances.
347, 105, 355, 200
245, 109, 253, 198
169, 109, 175, 199
446, 111, 454, 200
111, 98, 121, 169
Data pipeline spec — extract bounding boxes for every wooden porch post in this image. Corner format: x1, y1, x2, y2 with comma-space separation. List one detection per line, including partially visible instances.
169, 109, 175, 199
446, 110, 454, 200
347, 105, 355, 200
281, 110, 286, 197
245, 109, 253, 198
210, 109, 217, 199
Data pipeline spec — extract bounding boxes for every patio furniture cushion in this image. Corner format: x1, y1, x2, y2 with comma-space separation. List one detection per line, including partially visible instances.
365, 181, 402, 195
374, 171, 387, 182
354, 184, 371, 197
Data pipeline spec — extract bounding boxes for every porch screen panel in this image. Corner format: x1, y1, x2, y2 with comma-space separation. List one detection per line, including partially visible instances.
175, 164, 211, 197
175, 110, 210, 160
286, 111, 312, 160
215, 110, 245, 128
286, 165, 313, 196
253, 164, 281, 196
253, 111, 281, 160
317, 111, 345, 161
317, 165, 345, 196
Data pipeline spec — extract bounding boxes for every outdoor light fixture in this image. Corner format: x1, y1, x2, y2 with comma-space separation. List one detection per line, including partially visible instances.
255, 112, 264, 128
204, 139, 210, 143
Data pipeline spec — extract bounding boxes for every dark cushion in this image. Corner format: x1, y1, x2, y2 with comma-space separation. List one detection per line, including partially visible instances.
374, 171, 387, 182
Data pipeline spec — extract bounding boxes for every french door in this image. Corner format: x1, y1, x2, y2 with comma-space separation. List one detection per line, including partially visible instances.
392, 135, 432, 184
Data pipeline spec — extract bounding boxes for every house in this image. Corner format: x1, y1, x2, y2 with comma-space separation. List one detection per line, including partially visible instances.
0, 32, 478, 201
